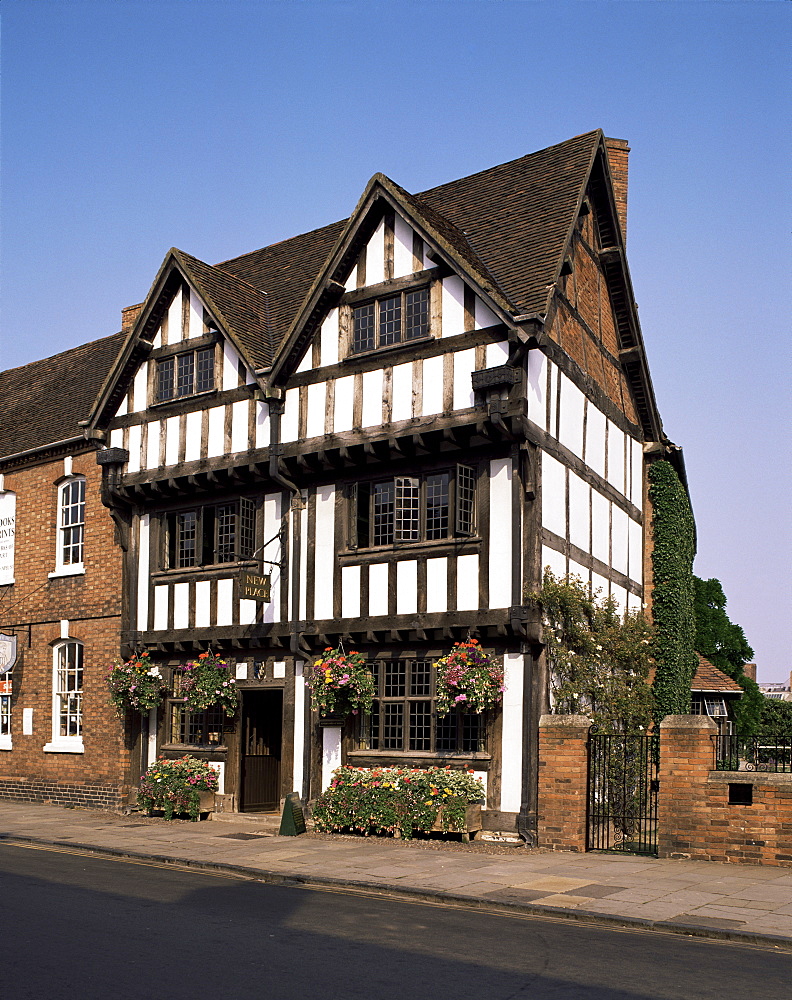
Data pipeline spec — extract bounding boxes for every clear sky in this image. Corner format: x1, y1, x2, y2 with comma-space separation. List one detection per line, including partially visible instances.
2, 1, 790, 681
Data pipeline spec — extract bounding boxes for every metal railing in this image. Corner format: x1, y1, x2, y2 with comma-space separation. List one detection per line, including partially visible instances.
713, 735, 792, 773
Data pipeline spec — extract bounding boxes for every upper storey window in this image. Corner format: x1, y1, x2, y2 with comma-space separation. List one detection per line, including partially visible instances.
352, 287, 429, 353
56, 477, 85, 573
156, 346, 215, 402
163, 498, 255, 569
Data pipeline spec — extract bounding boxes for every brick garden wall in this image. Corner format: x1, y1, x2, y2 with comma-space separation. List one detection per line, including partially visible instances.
537, 714, 591, 852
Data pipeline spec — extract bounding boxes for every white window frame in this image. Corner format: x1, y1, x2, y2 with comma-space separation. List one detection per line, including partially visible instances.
43, 640, 84, 753
49, 476, 86, 578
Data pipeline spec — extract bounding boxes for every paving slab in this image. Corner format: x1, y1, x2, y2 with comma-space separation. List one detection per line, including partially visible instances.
1, 800, 790, 949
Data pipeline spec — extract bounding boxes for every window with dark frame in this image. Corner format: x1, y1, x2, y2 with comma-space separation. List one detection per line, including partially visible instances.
352, 286, 429, 353
164, 498, 255, 569
156, 346, 215, 402
168, 672, 226, 746
352, 466, 475, 549
361, 659, 484, 754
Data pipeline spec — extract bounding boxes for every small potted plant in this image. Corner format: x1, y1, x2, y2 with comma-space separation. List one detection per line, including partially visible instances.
435, 639, 504, 715
137, 755, 219, 821
305, 647, 375, 720
107, 650, 166, 716
177, 650, 239, 716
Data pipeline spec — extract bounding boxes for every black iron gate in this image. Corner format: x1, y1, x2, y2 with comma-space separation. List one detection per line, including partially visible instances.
587, 732, 659, 856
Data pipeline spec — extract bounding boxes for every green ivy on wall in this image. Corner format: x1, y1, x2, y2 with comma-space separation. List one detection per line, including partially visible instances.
648, 460, 697, 723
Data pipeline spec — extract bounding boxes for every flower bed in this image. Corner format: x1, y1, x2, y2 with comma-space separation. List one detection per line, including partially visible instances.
304, 647, 375, 717
312, 765, 485, 840
435, 639, 504, 715
138, 755, 219, 821
107, 650, 166, 715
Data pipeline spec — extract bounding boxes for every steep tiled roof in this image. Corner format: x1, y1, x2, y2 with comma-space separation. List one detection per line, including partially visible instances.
691, 655, 744, 693
0, 332, 125, 458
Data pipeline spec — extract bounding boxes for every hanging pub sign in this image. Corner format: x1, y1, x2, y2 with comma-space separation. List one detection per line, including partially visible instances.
0, 633, 18, 674
239, 571, 271, 603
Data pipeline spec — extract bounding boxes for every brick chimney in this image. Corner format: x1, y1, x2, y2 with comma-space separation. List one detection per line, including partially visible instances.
604, 137, 629, 244
742, 662, 756, 682
121, 302, 144, 333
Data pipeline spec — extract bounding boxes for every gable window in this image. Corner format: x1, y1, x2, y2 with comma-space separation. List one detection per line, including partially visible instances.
352, 465, 475, 548
163, 498, 255, 569
53, 477, 85, 575
44, 640, 84, 752
352, 287, 429, 353
361, 659, 483, 753
156, 346, 215, 402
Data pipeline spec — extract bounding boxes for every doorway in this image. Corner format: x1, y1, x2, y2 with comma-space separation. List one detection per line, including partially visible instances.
240, 691, 283, 812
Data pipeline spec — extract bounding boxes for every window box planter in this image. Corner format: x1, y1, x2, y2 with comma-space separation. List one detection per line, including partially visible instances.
430, 802, 482, 842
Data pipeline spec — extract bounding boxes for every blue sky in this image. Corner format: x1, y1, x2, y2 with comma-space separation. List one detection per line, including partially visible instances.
2, 1, 790, 681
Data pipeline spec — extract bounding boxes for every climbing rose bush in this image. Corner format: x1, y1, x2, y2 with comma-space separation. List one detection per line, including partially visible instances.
138, 755, 219, 821
304, 647, 375, 717
435, 639, 504, 715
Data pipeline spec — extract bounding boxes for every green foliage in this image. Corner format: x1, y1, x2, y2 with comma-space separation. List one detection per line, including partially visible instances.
312, 766, 484, 840
106, 650, 166, 716
759, 699, 792, 737
532, 569, 654, 733
138, 755, 219, 821
693, 576, 761, 734
178, 651, 239, 716
435, 639, 504, 715
304, 647, 375, 717
648, 461, 697, 723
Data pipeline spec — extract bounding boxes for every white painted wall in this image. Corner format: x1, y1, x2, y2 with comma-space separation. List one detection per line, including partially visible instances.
207, 406, 225, 458
262, 493, 282, 624
367, 219, 386, 286
222, 341, 239, 391
456, 553, 479, 611
173, 582, 189, 629
293, 661, 305, 796
628, 517, 643, 584
396, 560, 418, 615
165, 415, 180, 466
568, 472, 590, 553
341, 565, 361, 618
608, 421, 625, 495
441, 276, 465, 338
255, 401, 270, 449
153, 585, 168, 630
485, 340, 509, 368
334, 375, 354, 433
425, 557, 447, 613
559, 374, 585, 460
500, 652, 524, 813
314, 486, 335, 620
127, 424, 142, 473
591, 490, 610, 565
322, 727, 342, 790
137, 514, 150, 630
306, 382, 327, 439
474, 296, 498, 330
542, 544, 567, 580
526, 350, 547, 426
195, 580, 211, 627
320, 308, 339, 367
421, 355, 444, 415
282, 388, 300, 443
216, 578, 234, 626
611, 504, 629, 577
541, 453, 566, 538
146, 420, 161, 469
391, 362, 413, 423
185, 409, 202, 462
133, 366, 147, 414
393, 213, 414, 279
231, 400, 248, 453
585, 404, 606, 480
453, 348, 476, 410
368, 563, 389, 617
362, 369, 384, 427
489, 457, 512, 609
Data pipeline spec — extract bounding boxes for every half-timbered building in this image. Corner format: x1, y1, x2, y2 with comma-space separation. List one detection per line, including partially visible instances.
82, 130, 677, 837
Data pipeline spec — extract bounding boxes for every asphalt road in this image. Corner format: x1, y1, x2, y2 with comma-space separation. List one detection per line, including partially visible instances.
1, 842, 788, 1000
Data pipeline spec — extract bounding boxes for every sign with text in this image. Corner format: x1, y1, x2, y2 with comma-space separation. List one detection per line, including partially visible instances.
239, 571, 271, 603
0, 491, 16, 585
0, 634, 17, 674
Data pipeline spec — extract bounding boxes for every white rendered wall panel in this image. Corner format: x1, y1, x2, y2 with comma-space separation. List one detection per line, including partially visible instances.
167, 289, 183, 344
314, 486, 335, 621
611, 583, 627, 615
282, 389, 300, 443
146, 420, 161, 469
475, 296, 498, 330
188, 287, 204, 339
137, 515, 150, 630
299, 505, 308, 621
489, 457, 513, 609
320, 308, 339, 367
165, 415, 180, 466
127, 424, 142, 473
296, 347, 313, 374
453, 348, 476, 411
526, 350, 547, 427
194, 580, 211, 627
631, 438, 643, 510
611, 504, 629, 576
548, 361, 558, 437
421, 355, 444, 416
393, 214, 414, 279
185, 410, 202, 462
133, 365, 147, 413
293, 661, 305, 796
485, 340, 509, 368
367, 219, 386, 286
368, 563, 389, 618
568, 472, 591, 554
569, 559, 590, 586
362, 369, 384, 428
255, 401, 270, 449
591, 491, 610, 565
586, 404, 607, 480
110, 428, 124, 449
559, 374, 585, 459
153, 585, 168, 631
306, 382, 327, 439
391, 363, 413, 423
239, 599, 257, 626
334, 376, 354, 432
542, 544, 567, 580
341, 565, 361, 619
114, 395, 128, 418
222, 341, 239, 391
322, 727, 342, 791
207, 406, 225, 458
215, 578, 234, 626
541, 453, 566, 538
173, 582, 189, 630
608, 421, 625, 496
592, 571, 610, 601
456, 553, 479, 611
500, 652, 525, 813
425, 558, 448, 613
396, 560, 418, 615
441, 276, 465, 338
628, 518, 643, 584
231, 400, 248, 453
261, 494, 282, 624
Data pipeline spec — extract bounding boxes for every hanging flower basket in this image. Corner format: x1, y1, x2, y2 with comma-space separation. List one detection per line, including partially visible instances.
435, 639, 504, 715
305, 647, 375, 718
107, 651, 166, 716
177, 651, 239, 717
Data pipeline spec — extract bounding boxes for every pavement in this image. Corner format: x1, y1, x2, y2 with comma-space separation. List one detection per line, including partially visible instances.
1, 800, 791, 950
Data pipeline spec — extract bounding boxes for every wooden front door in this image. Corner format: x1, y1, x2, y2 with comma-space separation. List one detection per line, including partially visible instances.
240, 691, 282, 812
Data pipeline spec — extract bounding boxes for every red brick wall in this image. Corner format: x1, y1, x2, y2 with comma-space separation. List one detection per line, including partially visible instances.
0, 447, 133, 808
537, 714, 591, 852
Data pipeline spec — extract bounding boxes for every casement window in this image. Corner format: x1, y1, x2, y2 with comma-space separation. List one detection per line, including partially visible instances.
168, 673, 225, 746
156, 346, 215, 402
163, 498, 255, 569
351, 465, 476, 548
361, 659, 483, 753
44, 640, 84, 752
352, 287, 430, 353
55, 477, 86, 574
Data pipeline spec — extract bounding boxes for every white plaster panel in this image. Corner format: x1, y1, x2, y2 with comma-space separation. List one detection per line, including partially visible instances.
235, 662, 248, 681
333, 376, 355, 433
548, 361, 558, 437
147, 708, 157, 766
485, 340, 509, 368
591, 490, 610, 565
592, 571, 610, 601
586, 403, 606, 480
500, 652, 524, 813
426, 558, 448, 613
255, 401, 270, 449
137, 514, 150, 630
231, 400, 249, 453
611, 504, 629, 576
151, 329, 162, 350
568, 560, 590, 587
475, 296, 498, 330
127, 423, 142, 473
541, 453, 566, 538
631, 438, 643, 510
627, 590, 642, 612
441, 275, 465, 338
293, 661, 305, 796
341, 565, 361, 619
421, 354, 444, 416
188, 286, 204, 339
568, 472, 591, 554
173, 582, 189, 630
396, 560, 418, 615
167, 288, 183, 344
216, 578, 234, 626
320, 308, 339, 367
368, 562, 389, 618
207, 761, 225, 795
607, 421, 625, 496
559, 374, 585, 460
222, 341, 239, 391
489, 457, 512, 609
207, 406, 226, 458
261, 494, 282, 624
296, 345, 313, 374
362, 368, 384, 427
110, 427, 124, 449
146, 420, 161, 469
133, 365, 148, 413
367, 219, 386, 286
391, 362, 413, 423
611, 583, 627, 615
456, 553, 479, 611
542, 545, 567, 580
115, 393, 128, 418
239, 599, 258, 626
314, 485, 335, 621
165, 415, 180, 466
453, 348, 476, 411
322, 727, 342, 791
526, 349, 547, 427
628, 517, 643, 584
153, 585, 168, 631
194, 580, 211, 627
306, 382, 327, 439
185, 409, 202, 462
393, 214, 414, 279
281, 388, 300, 443
273, 661, 286, 679
299, 504, 308, 621
344, 264, 357, 292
